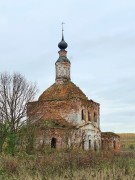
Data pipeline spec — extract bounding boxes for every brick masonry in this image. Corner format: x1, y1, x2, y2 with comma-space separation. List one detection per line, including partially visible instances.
27, 46, 120, 152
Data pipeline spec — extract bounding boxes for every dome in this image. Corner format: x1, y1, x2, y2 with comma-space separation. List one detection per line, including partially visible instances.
38, 81, 88, 101
58, 39, 68, 50
58, 31, 68, 50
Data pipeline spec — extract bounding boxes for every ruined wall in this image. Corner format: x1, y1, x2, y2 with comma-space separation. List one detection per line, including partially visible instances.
55, 49, 71, 84
28, 98, 100, 128
27, 97, 101, 151
82, 127, 101, 151
101, 132, 120, 152
78, 99, 100, 129
55, 61, 70, 84
32, 126, 101, 151
27, 98, 80, 125
34, 128, 69, 150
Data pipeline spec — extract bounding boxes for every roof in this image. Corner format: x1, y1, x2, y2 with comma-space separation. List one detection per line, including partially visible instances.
56, 56, 70, 63
101, 132, 120, 138
38, 81, 88, 101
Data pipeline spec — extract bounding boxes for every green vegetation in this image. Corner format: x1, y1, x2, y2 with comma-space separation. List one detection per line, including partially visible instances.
118, 133, 135, 151
0, 150, 135, 180
102, 132, 120, 137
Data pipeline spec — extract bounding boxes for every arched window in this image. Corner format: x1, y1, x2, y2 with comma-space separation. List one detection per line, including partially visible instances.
81, 109, 85, 120
82, 140, 85, 150
89, 140, 91, 150
88, 111, 91, 121
99, 140, 101, 149
113, 140, 116, 150
101, 140, 104, 150
94, 112, 97, 122
51, 137, 57, 148
94, 140, 97, 151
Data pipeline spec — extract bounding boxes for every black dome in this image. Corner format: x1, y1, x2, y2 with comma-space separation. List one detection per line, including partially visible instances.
58, 32, 68, 50
58, 39, 68, 50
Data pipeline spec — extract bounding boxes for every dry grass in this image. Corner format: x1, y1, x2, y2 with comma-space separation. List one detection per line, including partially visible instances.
118, 133, 135, 151
0, 150, 135, 180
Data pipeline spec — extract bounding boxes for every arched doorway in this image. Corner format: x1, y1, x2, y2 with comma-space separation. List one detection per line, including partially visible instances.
51, 137, 57, 148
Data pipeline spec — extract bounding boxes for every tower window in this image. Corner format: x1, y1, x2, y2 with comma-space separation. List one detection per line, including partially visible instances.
81, 109, 85, 120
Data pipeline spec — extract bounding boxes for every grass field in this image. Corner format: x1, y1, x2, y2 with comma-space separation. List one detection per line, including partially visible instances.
118, 133, 135, 151
0, 133, 135, 179
0, 150, 135, 180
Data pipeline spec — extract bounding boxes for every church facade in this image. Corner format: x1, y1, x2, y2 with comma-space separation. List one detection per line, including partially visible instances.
27, 32, 120, 151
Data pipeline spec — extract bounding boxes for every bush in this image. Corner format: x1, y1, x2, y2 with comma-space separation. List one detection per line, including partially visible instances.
129, 144, 134, 150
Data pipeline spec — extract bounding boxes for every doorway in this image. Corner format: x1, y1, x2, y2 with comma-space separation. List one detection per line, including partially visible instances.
51, 137, 57, 148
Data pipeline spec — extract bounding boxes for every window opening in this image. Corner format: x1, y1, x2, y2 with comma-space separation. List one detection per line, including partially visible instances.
81, 110, 85, 120
94, 112, 97, 122
89, 140, 91, 149
88, 112, 91, 121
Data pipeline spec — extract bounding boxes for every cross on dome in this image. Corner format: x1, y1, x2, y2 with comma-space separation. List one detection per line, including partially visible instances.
58, 22, 68, 50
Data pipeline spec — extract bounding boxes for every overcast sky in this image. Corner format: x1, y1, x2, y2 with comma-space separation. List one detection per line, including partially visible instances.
0, 0, 135, 133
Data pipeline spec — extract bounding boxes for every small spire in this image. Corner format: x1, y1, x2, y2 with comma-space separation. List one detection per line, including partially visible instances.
62, 22, 64, 40
58, 22, 68, 50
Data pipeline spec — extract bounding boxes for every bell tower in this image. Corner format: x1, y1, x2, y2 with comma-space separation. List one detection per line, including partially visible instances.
55, 23, 71, 84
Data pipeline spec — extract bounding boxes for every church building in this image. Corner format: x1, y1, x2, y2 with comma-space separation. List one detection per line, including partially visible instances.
27, 30, 120, 151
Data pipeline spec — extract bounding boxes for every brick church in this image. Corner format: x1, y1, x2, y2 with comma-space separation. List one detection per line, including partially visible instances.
27, 30, 120, 151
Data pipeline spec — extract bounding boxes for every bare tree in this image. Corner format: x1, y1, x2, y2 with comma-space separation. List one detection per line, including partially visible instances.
0, 72, 38, 133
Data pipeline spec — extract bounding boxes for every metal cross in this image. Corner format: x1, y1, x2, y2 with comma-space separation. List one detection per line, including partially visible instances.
61, 22, 65, 32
